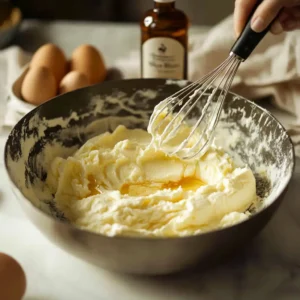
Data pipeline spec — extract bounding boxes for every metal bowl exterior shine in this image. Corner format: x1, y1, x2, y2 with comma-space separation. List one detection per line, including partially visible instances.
4, 79, 295, 275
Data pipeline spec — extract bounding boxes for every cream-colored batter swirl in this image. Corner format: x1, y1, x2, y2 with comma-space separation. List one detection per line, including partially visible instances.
47, 124, 257, 237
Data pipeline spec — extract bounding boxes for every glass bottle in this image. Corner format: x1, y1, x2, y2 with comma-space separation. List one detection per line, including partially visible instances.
140, 0, 189, 80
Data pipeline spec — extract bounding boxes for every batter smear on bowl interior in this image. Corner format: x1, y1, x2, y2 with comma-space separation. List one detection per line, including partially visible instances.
47, 123, 258, 237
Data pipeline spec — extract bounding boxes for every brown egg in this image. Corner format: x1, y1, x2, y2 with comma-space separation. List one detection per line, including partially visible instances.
0, 253, 26, 300
21, 66, 57, 105
59, 71, 89, 94
71, 44, 107, 85
30, 43, 67, 84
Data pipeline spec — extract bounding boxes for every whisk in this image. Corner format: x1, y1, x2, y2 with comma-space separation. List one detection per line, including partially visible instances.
148, 0, 275, 160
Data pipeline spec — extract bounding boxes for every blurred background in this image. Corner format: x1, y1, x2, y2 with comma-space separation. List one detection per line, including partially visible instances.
11, 0, 234, 26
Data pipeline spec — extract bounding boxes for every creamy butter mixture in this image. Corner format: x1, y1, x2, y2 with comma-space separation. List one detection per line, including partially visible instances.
47, 123, 257, 237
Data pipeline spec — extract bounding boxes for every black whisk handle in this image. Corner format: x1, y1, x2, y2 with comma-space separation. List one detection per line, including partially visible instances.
230, 0, 277, 60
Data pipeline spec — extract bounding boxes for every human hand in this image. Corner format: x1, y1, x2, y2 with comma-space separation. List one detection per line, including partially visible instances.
234, 0, 300, 37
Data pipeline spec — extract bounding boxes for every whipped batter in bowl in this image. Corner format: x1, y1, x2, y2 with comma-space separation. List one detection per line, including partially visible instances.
47, 125, 257, 237
5, 79, 295, 275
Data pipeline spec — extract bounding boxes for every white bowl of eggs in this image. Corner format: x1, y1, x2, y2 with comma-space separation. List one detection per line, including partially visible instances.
11, 43, 107, 109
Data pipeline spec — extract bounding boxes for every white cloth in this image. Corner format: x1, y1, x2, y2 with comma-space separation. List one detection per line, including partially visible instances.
0, 46, 31, 128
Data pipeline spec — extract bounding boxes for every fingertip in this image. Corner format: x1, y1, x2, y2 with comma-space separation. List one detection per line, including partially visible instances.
251, 16, 265, 32
271, 21, 283, 35
233, 11, 241, 38
233, 0, 258, 37
233, 17, 242, 38
250, 0, 282, 33
234, 27, 241, 38
270, 29, 282, 35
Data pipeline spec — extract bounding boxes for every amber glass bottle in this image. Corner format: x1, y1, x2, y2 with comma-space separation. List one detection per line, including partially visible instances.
140, 0, 189, 80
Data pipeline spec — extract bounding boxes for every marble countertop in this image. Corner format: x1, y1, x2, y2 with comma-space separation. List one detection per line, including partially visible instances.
0, 20, 300, 300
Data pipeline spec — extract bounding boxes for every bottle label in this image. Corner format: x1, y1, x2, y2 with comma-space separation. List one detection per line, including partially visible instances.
142, 37, 185, 79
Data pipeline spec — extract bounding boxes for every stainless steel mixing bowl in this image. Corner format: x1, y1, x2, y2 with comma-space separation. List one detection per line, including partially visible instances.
4, 79, 295, 275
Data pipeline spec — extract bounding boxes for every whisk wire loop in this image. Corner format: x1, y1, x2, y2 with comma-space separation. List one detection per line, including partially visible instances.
149, 54, 242, 160
159, 56, 235, 146
180, 57, 241, 159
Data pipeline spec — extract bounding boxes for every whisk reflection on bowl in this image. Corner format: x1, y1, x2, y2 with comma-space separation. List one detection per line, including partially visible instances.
148, 0, 274, 160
